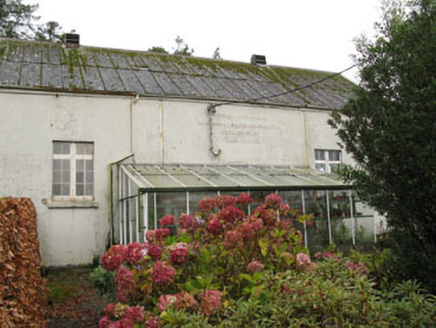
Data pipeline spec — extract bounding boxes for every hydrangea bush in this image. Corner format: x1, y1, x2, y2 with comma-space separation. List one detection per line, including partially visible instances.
98, 193, 315, 327
98, 193, 436, 327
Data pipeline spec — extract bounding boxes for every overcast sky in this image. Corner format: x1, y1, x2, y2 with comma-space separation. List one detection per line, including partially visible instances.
29, 0, 383, 82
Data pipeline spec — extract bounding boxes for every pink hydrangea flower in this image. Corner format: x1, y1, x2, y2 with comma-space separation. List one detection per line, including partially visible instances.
215, 195, 236, 209
177, 214, 195, 230
175, 291, 198, 311
218, 206, 244, 224
159, 215, 175, 227
152, 261, 176, 286
99, 316, 112, 328
115, 266, 134, 303
207, 215, 222, 236
148, 244, 163, 260
157, 294, 177, 312
146, 229, 170, 244
123, 305, 145, 323
247, 260, 265, 273
279, 203, 291, 216
171, 247, 188, 265
101, 245, 128, 272
296, 253, 311, 267
223, 230, 244, 249
125, 242, 148, 264
115, 266, 134, 290
235, 193, 253, 205
254, 206, 278, 226
103, 303, 116, 317
145, 316, 161, 328
237, 222, 256, 238
264, 193, 282, 209
200, 290, 223, 315
246, 215, 263, 231
345, 261, 367, 275
198, 198, 215, 213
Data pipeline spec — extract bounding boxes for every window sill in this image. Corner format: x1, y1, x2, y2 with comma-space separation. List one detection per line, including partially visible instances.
45, 200, 99, 209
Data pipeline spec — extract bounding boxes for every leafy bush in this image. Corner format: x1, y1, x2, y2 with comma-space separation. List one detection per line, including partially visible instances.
90, 265, 116, 296
98, 193, 436, 327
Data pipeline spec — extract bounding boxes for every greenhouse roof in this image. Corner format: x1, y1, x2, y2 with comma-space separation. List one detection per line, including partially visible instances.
121, 164, 348, 192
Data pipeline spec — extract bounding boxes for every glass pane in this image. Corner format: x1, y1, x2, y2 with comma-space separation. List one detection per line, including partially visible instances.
76, 171, 84, 183
148, 193, 156, 230
53, 142, 70, 155
304, 190, 329, 252
355, 216, 375, 245
85, 160, 93, 171
60, 184, 70, 196
249, 190, 272, 212
76, 143, 85, 155
85, 143, 94, 155
86, 170, 93, 182
329, 191, 351, 218
61, 171, 70, 183
76, 159, 84, 171
85, 183, 93, 196
279, 190, 303, 211
62, 159, 70, 171
315, 163, 326, 172
53, 171, 61, 183
315, 150, 325, 160
156, 192, 187, 223
53, 159, 61, 171
329, 151, 341, 161
331, 217, 353, 247
76, 184, 84, 196
189, 191, 218, 213
53, 184, 61, 196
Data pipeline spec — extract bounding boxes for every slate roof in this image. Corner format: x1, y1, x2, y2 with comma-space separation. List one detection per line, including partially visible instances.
0, 39, 354, 109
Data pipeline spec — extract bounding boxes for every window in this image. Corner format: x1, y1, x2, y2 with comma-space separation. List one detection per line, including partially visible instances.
314, 149, 341, 173
53, 141, 94, 201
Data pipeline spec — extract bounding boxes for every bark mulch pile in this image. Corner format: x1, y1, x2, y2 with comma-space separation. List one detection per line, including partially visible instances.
0, 198, 48, 327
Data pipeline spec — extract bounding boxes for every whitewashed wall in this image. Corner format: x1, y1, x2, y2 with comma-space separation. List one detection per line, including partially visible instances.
0, 90, 346, 266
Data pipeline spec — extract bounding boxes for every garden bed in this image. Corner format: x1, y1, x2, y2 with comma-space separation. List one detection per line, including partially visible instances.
46, 266, 108, 328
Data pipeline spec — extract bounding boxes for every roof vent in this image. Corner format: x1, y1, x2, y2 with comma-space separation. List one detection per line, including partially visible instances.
65, 33, 80, 48
251, 54, 266, 66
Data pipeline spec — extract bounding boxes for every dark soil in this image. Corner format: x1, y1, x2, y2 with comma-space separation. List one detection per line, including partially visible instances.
45, 267, 108, 328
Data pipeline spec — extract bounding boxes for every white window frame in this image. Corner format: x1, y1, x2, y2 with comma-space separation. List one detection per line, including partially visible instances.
52, 142, 94, 201
314, 149, 341, 173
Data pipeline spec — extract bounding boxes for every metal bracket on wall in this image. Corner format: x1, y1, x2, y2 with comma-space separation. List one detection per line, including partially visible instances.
207, 104, 222, 157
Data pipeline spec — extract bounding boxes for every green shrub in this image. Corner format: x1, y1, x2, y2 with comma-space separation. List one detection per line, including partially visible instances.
97, 194, 436, 327
89, 265, 115, 296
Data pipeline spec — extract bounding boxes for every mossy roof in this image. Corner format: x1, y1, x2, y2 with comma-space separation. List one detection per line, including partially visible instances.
0, 39, 354, 109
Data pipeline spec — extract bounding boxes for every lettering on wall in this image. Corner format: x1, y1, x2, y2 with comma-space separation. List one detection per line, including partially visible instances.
199, 113, 281, 144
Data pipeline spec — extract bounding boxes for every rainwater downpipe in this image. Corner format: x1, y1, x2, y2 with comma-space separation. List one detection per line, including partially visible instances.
208, 104, 222, 157
130, 94, 139, 154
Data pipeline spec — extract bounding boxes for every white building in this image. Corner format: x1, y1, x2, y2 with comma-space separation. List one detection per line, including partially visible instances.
0, 36, 376, 267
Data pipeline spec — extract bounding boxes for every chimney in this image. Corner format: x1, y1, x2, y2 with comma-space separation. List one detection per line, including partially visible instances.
65, 33, 80, 49
251, 54, 267, 66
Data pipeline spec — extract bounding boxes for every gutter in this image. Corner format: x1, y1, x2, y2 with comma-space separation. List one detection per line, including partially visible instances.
130, 94, 140, 154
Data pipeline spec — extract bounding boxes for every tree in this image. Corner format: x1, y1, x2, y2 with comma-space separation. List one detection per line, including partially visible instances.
0, 0, 66, 41
34, 21, 64, 42
0, 0, 38, 39
329, 0, 436, 290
